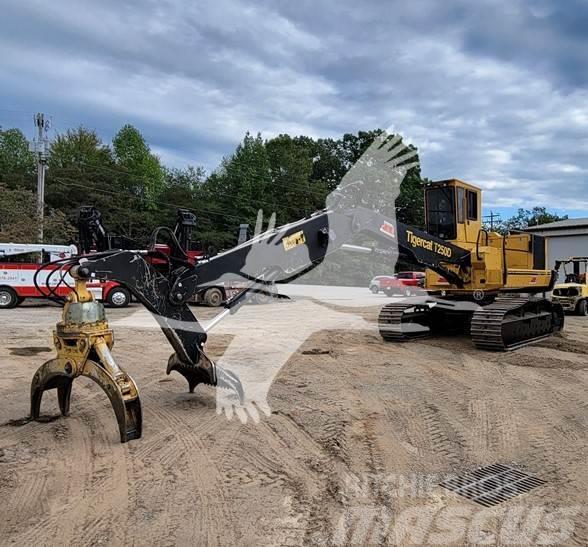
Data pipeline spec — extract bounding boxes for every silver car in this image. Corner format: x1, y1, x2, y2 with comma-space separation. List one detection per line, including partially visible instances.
369, 275, 396, 294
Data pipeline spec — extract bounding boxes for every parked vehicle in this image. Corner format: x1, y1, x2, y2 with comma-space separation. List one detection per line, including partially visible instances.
369, 275, 396, 294
553, 257, 588, 316
0, 243, 129, 309
381, 271, 426, 296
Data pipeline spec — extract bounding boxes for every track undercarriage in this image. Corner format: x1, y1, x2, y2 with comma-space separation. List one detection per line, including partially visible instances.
378, 295, 565, 351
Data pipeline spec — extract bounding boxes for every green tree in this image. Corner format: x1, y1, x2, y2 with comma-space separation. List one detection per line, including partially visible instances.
201, 132, 271, 246
266, 134, 314, 222
307, 137, 347, 195
395, 160, 425, 227
154, 166, 207, 233
337, 130, 386, 168
46, 127, 155, 244
490, 207, 569, 233
341, 131, 423, 225
0, 184, 75, 243
49, 127, 112, 170
112, 124, 165, 203
46, 127, 119, 228
0, 128, 36, 189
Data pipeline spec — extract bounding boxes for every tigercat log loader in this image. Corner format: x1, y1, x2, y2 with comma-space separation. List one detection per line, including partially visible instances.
29, 178, 563, 441
379, 179, 564, 350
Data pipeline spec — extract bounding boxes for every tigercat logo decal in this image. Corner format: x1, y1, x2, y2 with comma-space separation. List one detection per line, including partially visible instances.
406, 230, 453, 258
282, 230, 306, 251
379, 221, 396, 238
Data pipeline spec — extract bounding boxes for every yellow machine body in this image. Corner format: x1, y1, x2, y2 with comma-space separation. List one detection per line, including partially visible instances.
423, 179, 554, 295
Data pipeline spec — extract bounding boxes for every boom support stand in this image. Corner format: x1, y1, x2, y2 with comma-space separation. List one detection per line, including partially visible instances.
30, 277, 142, 442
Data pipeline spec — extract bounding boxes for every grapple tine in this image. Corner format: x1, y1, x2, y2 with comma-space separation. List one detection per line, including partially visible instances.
166, 352, 244, 403
166, 353, 211, 393
30, 358, 73, 419
30, 354, 142, 443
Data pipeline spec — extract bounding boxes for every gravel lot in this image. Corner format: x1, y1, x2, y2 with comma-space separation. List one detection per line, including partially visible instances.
0, 293, 586, 546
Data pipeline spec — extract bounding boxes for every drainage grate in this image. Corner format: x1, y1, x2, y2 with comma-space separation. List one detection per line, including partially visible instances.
439, 464, 545, 507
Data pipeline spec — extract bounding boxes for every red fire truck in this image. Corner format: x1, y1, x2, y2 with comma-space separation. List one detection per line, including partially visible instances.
0, 243, 131, 309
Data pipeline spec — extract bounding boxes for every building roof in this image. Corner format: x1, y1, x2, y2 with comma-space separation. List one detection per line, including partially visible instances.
526, 217, 588, 231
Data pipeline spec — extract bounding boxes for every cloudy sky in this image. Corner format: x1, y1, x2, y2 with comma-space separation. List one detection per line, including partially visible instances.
1, 0, 587, 218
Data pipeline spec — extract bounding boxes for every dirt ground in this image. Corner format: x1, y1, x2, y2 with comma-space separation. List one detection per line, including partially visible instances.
0, 297, 586, 546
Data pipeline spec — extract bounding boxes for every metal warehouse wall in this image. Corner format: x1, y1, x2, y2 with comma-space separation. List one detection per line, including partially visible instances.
546, 234, 588, 271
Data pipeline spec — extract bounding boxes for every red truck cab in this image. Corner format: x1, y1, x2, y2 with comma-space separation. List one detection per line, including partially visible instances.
379, 271, 426, 296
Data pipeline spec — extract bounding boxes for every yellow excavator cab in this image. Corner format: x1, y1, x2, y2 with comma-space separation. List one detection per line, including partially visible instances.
424, 179, 482, 245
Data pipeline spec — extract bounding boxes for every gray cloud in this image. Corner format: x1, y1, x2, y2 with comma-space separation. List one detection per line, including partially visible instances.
1, 0, 587, 211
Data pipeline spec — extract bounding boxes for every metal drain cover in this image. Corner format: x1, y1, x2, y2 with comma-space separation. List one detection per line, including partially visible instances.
440, 464, 545, 507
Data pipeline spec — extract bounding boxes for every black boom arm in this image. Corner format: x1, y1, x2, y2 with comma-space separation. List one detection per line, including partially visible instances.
194, 207, 471, 288
74, 206, 471, 394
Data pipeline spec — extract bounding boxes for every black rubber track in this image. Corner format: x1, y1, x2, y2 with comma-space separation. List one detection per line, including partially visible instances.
378, 301, 432, 342
378, 296, 565, 352
470, 296, 564, 351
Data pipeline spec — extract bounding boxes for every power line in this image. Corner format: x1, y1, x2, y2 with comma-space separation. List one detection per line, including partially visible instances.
0, 108, 33, 113
75, 159, 331, 201
50, 159, 332, 216
51, 176, 245, 224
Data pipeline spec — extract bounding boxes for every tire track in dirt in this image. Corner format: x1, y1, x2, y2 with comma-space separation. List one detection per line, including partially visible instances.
352, 416, 394, 546
2, 397, 133, 546
223, 412, 330, 545
261, 386, 355, 547
71, 411, 131, 546
5, 419, 92, 545
0, 472, 48, 538
131, 386, 243, 545
265, 413, 360, 546
173, 428, 238, 545
420, 402, 468, 470
408, 344, 529, 470
129, 407, 204, 546
403, 346, 473, 472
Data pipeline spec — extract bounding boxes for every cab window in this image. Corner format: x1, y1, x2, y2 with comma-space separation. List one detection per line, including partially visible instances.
2, 251, 42, 264
467, 190, 478, 220
457, 187, 465, 223
425, 187, 456, 240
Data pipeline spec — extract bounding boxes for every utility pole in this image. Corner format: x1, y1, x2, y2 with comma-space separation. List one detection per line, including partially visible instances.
29, 113, 51, 242
483, 211, 501, 231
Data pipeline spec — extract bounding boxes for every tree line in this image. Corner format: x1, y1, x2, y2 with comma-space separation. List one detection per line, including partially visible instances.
0, 126, 427, 246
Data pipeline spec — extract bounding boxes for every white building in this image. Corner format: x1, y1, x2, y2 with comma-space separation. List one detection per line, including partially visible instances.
526, 218, 588, 268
